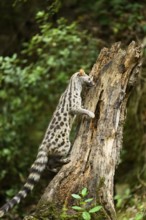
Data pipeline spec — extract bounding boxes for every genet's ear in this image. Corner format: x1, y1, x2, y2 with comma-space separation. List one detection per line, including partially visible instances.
78, 69, 85, 77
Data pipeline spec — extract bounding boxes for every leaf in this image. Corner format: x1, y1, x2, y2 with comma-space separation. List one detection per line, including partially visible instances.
72, 206, 83, 211
71, 194, 81, 199
135, 213, 144, 220
81, 188, 88, 197
85, 198, 93, 203
82, 212, 91, 220
89, 206, 102, 213
117, 198, 123, 208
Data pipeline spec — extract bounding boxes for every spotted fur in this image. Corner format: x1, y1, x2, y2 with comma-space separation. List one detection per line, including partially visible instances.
0, 70, 95, 217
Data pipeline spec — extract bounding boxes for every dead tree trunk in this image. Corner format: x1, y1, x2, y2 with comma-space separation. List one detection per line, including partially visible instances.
25, 42, 142, 220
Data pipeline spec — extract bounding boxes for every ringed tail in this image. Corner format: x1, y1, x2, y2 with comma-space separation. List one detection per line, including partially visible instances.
0, 149, 48, 218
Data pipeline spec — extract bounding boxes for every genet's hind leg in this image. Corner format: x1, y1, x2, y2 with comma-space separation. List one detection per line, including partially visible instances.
53, 141, 71, 165
48, 166, 60, 173
57, 157, 70, 164
47, 141, 71, 172
47, 155, 70, 173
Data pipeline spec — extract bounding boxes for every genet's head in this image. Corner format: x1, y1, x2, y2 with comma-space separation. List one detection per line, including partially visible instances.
76, 69, 95, 87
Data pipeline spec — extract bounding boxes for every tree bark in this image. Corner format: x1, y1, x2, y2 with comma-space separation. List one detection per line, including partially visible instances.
24, 42, 142, 220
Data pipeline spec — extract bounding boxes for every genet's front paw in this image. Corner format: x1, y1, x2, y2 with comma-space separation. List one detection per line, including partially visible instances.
88, 111, 95, 118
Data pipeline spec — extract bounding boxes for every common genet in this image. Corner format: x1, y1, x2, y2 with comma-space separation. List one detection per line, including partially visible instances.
0, 69, 95, 217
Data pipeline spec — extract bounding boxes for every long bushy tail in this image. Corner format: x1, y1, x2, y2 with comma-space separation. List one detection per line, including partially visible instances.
0, 148, 48, 218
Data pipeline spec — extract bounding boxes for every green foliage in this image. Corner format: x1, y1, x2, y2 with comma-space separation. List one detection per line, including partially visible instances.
114, 188, 132, 208
23, 16, 97, 71
60, 188, 103, 220
115, 187, 146, 220
73, 0, 144, 41
0, 7, 97, 217
71, 188, 102, 220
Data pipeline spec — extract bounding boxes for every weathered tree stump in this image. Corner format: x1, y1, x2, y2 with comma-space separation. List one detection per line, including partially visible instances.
24, 42, 142, 220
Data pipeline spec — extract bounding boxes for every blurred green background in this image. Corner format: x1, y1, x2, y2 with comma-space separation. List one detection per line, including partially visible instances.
0, 0, 146, 219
